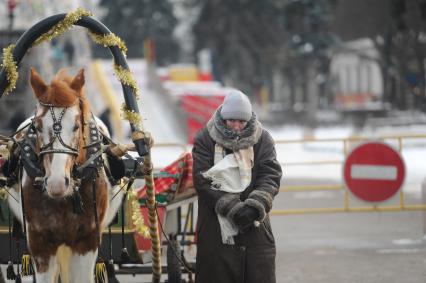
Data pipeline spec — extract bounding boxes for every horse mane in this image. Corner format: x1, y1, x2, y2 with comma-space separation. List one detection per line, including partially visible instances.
42, 69, 90, 114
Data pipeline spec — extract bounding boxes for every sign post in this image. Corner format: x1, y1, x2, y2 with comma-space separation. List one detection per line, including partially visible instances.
343, 141, 405, 202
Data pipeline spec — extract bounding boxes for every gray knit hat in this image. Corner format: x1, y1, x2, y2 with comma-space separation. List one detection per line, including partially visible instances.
220, 90, 252, 121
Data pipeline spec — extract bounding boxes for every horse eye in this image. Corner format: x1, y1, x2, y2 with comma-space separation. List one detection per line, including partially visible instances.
36, 125, 43, 133
73, 124, 79, 131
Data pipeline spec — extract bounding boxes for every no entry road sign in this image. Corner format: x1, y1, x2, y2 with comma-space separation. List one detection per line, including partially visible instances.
343, 141, 405, 202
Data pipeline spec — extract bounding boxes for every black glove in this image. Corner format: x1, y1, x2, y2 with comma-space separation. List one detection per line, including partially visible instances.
233, 205, 259, 233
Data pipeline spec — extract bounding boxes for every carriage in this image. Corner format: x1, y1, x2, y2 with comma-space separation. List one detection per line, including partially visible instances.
0, 8, 197, 283
0, 153, 198, 282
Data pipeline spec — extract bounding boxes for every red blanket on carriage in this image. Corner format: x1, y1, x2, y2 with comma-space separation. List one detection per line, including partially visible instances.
136, 152, 194, 200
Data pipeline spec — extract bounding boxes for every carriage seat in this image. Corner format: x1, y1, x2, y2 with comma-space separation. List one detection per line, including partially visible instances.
137, 152, 194, 203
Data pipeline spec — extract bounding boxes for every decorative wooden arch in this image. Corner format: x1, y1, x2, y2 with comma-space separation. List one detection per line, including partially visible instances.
0, 9, 162, 282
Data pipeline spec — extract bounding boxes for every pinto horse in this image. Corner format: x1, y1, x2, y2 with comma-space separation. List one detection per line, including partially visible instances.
7, 68, 123, 282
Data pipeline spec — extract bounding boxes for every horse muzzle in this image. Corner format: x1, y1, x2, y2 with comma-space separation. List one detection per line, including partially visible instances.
43, 176, 72, 199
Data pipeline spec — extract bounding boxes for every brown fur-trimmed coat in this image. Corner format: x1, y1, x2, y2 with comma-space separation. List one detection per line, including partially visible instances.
192, 110, 282, 283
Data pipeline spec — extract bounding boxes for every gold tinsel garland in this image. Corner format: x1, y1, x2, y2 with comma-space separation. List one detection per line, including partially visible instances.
0, 8, 91, 96
0, 7, 148, 234
1, 7, 141, 123
113, 64, 140, 98
0, 188, 7, 200
88, 31, 128, 55
33, 7, 92, 46
1, 45, 18, 96
121, 103, 142, 128
128, 189, 150, 238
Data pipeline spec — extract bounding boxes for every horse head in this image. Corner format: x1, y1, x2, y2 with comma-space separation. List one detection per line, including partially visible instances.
30, 68, 89, 199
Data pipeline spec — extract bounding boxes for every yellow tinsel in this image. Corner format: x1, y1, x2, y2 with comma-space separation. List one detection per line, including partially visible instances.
113, 64, 140, 98
120, 103, 142, 127
128, 189, 150, 238
88, 31, 128, 55
32, 7, 92, 46
21, 254, 34, 276
1, 44, 18, 96
0, 6, 145, 132
0, 188, 7, 200
95, 261, 107, 283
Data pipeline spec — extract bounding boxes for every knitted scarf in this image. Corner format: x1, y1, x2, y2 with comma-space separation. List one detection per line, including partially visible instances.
206, 107, 262, 151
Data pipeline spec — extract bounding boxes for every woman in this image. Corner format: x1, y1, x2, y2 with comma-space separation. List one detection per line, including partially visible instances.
192, 90, 282, 283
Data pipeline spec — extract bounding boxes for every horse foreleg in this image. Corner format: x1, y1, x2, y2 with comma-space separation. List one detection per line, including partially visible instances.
55, 245, 72, 283
68, 250, 97, 283
33, 255, 60, 283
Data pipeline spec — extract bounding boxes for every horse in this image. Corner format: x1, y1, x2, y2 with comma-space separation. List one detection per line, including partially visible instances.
6, 68, 124, 282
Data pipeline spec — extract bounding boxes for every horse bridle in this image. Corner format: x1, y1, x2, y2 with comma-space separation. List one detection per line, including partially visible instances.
15, 101, 104, 187
38, 101, 79, 156
36, 101, 105, 177
10, 101, 107, 215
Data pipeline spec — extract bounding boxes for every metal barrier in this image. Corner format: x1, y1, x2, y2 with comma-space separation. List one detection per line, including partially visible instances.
148, 134, 426, 215
274, 133, 426, 214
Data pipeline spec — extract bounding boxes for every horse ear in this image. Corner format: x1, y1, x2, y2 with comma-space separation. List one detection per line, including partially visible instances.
30, 67, 47, 98
71, 69, 85, 93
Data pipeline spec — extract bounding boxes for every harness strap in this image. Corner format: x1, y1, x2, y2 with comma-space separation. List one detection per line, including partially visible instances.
74, 117, 104, 179
18, 124, 44, 178
39, 128, 78, 155
102, 160, 120, 187
39, 105, 79, 156
75, 149, 103, 176
91, 175, 108, 283
18, 162, 35, 276
39, 148, 78, 155
92, 177, 100, 242
120, 180, 134, 263
6, 204, 16, 280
